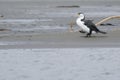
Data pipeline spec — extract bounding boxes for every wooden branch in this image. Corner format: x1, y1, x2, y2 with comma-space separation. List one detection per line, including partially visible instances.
95, 16, 120, 26
69, 21, 75, 32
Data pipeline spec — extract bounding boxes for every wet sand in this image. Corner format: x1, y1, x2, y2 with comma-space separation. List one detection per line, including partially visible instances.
0, 30, 120, 49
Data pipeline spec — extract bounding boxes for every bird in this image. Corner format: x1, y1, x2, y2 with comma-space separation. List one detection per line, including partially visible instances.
76, 13, 107, 37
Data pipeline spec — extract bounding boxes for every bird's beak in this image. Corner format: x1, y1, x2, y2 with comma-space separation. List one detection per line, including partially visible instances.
74, 13, 79, 17
77, 13, 81, 17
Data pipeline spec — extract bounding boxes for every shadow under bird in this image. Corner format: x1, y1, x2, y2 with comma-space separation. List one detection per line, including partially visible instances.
76, 13, 107, 37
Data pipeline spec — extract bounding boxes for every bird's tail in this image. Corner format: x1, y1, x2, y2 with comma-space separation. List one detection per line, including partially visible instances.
98, 30, 107, 34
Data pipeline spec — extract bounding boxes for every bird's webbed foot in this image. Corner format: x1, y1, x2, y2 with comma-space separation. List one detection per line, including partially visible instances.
86, 33, 91, 37
85, 29, 92, 37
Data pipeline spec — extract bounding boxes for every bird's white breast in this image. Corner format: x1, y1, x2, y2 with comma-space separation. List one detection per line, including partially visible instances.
76, 18, 90, 33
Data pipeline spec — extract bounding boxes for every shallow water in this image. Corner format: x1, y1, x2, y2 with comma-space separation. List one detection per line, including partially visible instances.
0, 48, 120, 80
0, 2, 120, 34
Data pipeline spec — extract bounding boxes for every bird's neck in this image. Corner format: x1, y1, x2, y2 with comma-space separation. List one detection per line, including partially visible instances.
78, 16, 85, 21
78, 17, 85, 21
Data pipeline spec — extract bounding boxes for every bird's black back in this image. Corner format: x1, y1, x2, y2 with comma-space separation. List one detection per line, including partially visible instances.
84, 20, 99, 32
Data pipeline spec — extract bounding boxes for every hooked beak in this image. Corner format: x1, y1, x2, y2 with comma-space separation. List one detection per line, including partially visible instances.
74, 13, 80, 17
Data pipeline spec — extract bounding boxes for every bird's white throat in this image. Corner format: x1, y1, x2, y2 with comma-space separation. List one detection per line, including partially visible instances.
78, 14, 85, 20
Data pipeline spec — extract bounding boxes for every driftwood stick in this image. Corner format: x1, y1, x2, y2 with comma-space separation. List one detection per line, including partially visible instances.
95, 16, 120, 26
69, 21, 75, 32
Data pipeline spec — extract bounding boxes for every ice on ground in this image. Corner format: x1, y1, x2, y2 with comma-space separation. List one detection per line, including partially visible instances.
0, 48, 120, 80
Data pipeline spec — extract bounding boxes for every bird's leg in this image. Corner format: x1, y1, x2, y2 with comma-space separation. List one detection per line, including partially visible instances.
86, 34, 91, 37
86, 29, 92, 37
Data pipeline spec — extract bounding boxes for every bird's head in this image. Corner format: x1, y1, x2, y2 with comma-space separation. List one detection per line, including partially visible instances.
77, 12, 85, 20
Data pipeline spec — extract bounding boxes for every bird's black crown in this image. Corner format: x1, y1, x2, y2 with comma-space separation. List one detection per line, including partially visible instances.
78, 12, 83, 15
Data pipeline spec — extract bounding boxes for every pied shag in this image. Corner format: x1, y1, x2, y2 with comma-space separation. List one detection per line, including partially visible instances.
76, 13, 107, 37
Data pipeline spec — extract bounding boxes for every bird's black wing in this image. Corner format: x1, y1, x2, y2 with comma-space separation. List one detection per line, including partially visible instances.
84, 20, 99, 31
